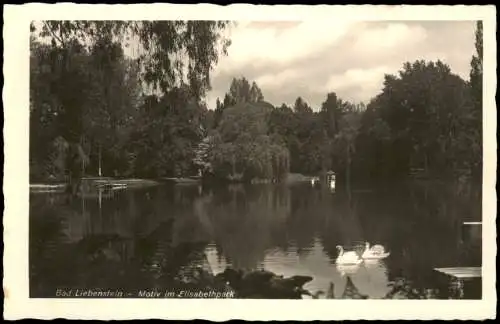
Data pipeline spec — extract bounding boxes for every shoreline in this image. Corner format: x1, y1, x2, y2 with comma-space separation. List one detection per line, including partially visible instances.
30, 178, 162, 192
30, 173, 318, 192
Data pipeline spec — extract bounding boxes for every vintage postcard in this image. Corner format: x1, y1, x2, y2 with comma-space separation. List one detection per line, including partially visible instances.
3, 3, 497, 321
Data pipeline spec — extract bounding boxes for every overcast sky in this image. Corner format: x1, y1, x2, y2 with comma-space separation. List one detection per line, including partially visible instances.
205, 20, 477, 110
33, 20, 477, 110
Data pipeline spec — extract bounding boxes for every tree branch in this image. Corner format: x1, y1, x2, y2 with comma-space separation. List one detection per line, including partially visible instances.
43, 21, 65, 47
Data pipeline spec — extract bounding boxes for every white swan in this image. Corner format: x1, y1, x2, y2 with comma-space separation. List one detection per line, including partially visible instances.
362, 242, 390, 260
335, 245, 363, 265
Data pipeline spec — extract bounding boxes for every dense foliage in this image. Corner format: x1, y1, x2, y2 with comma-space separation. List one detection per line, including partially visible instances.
30, 21, 483, 187
30, 20, 231, 185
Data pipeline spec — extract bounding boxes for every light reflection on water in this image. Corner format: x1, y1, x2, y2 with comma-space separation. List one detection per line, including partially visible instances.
205, 238, 392, 299
29, 180, 482, 299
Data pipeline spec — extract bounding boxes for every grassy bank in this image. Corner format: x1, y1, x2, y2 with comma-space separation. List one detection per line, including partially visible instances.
159, 177, 201, 185
285, 173, 316, 183
30, 183, 68, 193
30, 178, 161, 193
30, 173, 314, 193
91, 178, 161, 188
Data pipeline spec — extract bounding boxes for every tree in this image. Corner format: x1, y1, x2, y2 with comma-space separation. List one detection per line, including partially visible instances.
34, 21, 231, 99
193, 136, 214, 175
210, 101, 289, 182
30, 34, 144, 181
357, 60, 474, 180
30, 21, 231, 185
355, 106, 392, 182
30, 40, 60, 180
468, 21, 483, 180
85, 37, 141, 177
222, 92, 236, 109
320, 92, 347, 137
268, 104, 295, 142
29, 38, 92, 188
123, 86, 208, 178
212, 77, 264, 130
225, 77, 265, 105
250, 81, 265, 103
293, 97, 312, 114
213, 97, 224, 129
470, 21, 483, 112
332, 111, 362, 190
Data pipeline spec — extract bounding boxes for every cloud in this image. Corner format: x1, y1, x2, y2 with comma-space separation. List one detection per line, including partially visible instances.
352, 23, 428, 53
220, 20, 356, 67
324, 66, 391, 103
207, 20, 476, 110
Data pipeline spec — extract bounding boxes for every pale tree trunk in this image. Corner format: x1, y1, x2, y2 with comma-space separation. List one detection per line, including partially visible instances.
81, 153, 85, 177
81, 136, 86, 178
98, 144, 102, 177
231, 154, 236, 177
346, 143, 352, 203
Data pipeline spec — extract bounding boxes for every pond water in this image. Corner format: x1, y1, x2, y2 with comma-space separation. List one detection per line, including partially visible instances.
29, 179, 482, 299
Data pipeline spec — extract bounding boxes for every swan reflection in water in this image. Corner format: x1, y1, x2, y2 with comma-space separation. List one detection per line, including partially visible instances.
336, 264, 362, 277
338, 259, 391, 298
307, 258, 392, 299
313, 259, 442, 299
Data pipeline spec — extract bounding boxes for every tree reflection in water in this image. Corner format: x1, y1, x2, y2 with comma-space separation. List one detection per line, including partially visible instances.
30, 179, 481, 299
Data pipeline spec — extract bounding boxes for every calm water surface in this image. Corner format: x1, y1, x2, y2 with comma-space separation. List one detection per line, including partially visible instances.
30, 180, 482, 299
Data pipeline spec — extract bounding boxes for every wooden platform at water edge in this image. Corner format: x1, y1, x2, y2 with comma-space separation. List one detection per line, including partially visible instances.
434, 267, 481, 279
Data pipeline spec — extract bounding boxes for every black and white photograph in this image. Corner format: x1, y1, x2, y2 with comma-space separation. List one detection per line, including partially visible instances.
3, 4, 496, 321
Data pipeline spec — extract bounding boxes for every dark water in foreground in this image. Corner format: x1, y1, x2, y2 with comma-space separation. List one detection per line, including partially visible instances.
30, 180, 482, 299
